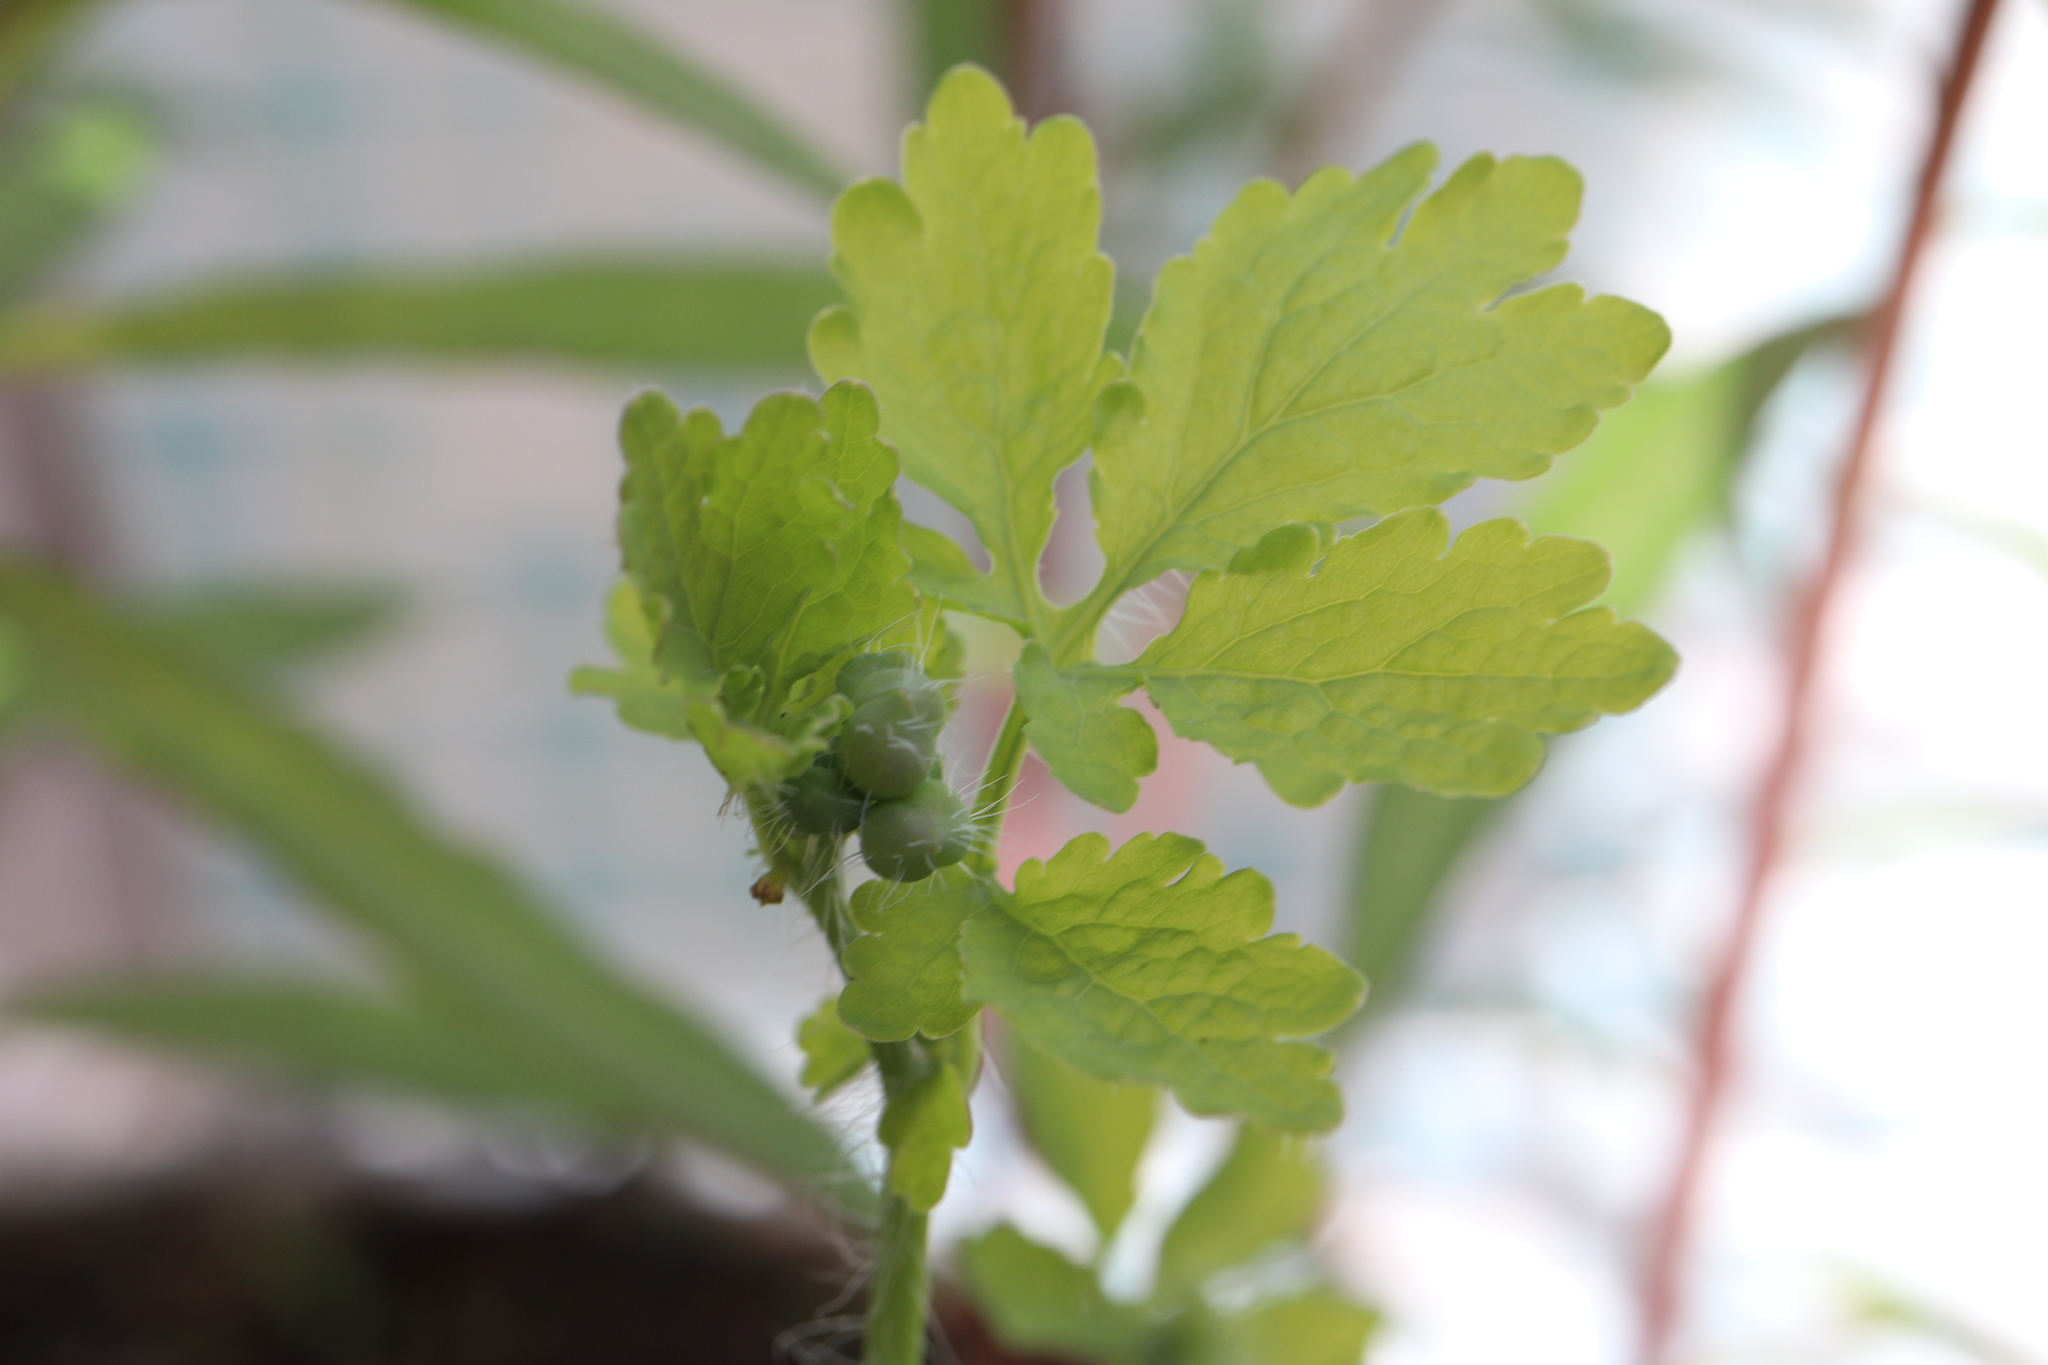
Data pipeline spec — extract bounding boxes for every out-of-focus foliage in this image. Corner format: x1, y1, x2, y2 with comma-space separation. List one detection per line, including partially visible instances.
1339, 315, 1854, 1019
1006, 1030, 1156, 1241
0, 96, 151, 305
0, 260, 835, 371
375, 0, 845, 196
0, 560, 859, 1200
969, 1082, 1376, 1365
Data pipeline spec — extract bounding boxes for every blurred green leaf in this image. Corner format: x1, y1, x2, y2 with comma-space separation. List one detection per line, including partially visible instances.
0, 558, 857, 1197
0, 259, 838, 371
960, 1224, 1151, 1365
1522, 313, 1850, 613
1191, 1290, 1379, 1365
373, 0, 844, 196
0, 98, 153, 307
1342, 785, 1494, 1024
1008, 1031, 1157, 1243
796, 995, 872, 1099
1154, 1124, 1324, 1306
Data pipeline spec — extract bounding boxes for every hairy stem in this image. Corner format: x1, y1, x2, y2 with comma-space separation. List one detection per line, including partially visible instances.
752, 799, 954, 1365
968, 698, 1029, 874
1635, 1, 2004, 1360
863, 1187, 931, 1365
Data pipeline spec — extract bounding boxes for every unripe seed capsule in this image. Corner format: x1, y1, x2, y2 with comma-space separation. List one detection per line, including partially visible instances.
780, 761, 866, 835
837, 687, 945, 799
860, 780, 972, 882
836, 650, 921, 699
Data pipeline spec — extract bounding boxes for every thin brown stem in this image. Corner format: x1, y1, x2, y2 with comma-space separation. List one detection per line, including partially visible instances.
1636, 2, 2004, 1361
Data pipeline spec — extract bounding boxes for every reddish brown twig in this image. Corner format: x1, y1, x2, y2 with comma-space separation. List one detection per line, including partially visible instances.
1636, 1, 2005, 1360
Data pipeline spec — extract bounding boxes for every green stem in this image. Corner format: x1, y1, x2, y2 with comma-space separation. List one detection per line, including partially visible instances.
755, 693, 1031, 1364
968, 698, 1029, 874
863, 1189, 931, 1365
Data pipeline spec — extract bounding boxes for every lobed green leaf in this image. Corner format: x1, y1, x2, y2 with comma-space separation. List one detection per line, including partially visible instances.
838, 867, 991, 1042
1137, 510, 1678, 806
606, 381, 926, 788
1012, 640, 1157, 813
1082, 148, 1671, 617
796, 996, 872, 1098
877, 1062, 973, 1211
811, 65, 1116, 632
960, 832, 1363, 1131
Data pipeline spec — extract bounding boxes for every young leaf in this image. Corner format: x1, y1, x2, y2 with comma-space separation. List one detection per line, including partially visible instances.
1137, 510, 1678, 807
375, 0, 844, 197
797, 996, 872, 1099
810, 65, 1116, 632
1195, 1291, 1379, 1365
959, 1224, 1152, 1365
1154, 1125, 1325, 1305
878, 1062, 973, 1211
960, 833, 1364, 1131
838, 867, 991, 1042
609, 381, 925, 788
569, 580, 697, 740
1078, 148, 1670, 625
1008, 1031, 1158, 1242
1013, 640, 1158, 813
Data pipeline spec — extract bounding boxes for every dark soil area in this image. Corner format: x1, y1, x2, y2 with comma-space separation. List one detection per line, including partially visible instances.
0, 1171, 1049, 1365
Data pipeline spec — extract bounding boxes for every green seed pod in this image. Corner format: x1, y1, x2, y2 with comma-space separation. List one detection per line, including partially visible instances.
780, 760, 866, 835
837, 685, 947, 799
860, 780, 973, 882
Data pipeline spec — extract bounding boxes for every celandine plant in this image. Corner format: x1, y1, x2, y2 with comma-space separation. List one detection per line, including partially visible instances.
576, 67, 1675, 1365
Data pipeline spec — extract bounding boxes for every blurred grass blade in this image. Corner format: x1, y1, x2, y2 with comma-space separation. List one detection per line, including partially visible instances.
1342, 787, 1496, 1025
375, 0, 844, 196
1340, 314, 1853, 1027
903, 0, 1002, 102
0, 558, 855, 1196
141, 581, 402, 685
0, 98, 153, 307
0, 259, 838, 371
1520, 315, 1853, 616
18, 978, 633, 1110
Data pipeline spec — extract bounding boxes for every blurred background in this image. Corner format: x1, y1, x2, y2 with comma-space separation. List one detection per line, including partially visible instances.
1, 0, 2045, 1362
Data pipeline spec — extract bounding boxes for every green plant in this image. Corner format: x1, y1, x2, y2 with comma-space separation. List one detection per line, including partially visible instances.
576, 65, 1677, 1364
